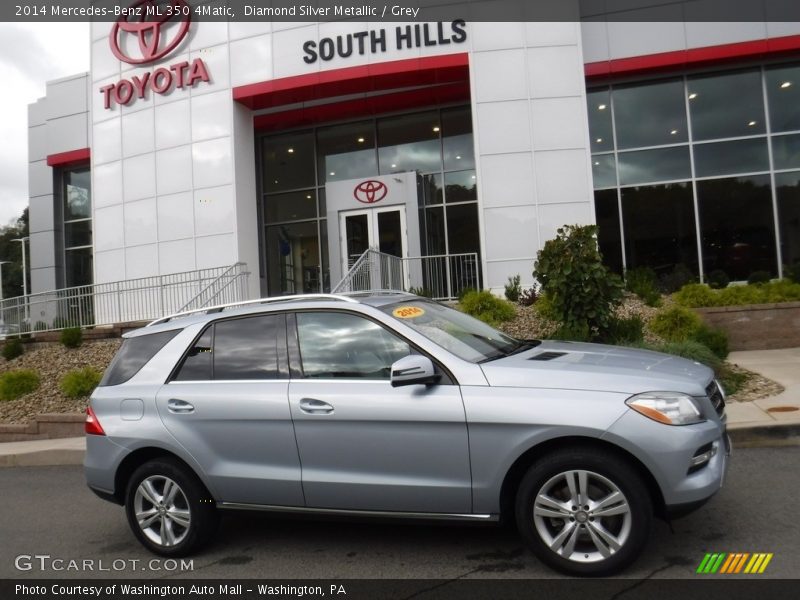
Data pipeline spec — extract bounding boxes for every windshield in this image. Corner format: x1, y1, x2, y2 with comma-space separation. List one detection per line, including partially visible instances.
381, 300, 533, 363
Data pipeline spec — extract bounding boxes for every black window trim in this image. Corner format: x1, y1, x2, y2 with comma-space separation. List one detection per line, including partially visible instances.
166, 313, 290, 383
287, 308, 457, 385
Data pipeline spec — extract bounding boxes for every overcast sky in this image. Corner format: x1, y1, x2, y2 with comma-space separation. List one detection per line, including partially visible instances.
0, 23, 89, 228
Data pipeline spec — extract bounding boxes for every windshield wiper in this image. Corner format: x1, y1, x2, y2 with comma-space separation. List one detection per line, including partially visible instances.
506, 339, 541, 356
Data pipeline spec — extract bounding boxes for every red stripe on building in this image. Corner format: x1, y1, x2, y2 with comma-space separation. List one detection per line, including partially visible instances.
585, 33, 800, 80
46, 148, 90, 167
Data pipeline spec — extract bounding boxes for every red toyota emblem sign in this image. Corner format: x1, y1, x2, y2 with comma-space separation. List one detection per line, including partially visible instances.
110, 0, 191, 65
354, 180, 388, 204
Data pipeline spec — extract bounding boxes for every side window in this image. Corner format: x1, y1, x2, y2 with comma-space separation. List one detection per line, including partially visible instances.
173, 315, 282, 381
295, 312, 412, 379
99, 330, 180, 386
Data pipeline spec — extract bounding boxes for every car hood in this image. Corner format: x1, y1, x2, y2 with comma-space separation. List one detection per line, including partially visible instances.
480, 340, 713, 396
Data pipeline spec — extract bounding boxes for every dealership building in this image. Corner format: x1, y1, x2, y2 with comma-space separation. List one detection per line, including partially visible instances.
26, 11, 800, 309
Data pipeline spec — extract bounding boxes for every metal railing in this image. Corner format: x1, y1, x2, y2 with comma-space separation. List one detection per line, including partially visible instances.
0, 263, 250, 335
333, 249, 480, 300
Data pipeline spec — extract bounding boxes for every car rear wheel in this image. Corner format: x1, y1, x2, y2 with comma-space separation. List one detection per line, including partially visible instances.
125, 458, 218, 556
515, 448, 652, 576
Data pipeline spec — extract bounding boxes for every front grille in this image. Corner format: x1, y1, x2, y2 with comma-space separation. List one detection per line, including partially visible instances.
706, 380, 725, 417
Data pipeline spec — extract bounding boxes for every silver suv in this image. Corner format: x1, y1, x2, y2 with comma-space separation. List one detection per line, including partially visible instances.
85, 292, 730, 576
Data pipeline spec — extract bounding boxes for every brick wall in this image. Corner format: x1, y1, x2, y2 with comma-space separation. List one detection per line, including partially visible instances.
694, 302, 800, 351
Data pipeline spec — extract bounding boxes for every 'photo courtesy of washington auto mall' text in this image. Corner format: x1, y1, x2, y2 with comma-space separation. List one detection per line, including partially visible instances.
2, 0, 800, 599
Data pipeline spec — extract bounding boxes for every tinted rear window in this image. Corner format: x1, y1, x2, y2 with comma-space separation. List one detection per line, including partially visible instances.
99, 330, 180, 386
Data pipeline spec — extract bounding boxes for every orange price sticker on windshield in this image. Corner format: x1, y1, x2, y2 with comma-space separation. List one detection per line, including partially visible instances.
393, 306, 425, 319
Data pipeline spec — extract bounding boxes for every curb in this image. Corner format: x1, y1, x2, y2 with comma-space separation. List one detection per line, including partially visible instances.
0, 448, 85, 468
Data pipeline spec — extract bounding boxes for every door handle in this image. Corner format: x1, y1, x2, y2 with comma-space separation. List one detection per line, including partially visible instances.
298, 398, 334, 414
167, 399, 195, 414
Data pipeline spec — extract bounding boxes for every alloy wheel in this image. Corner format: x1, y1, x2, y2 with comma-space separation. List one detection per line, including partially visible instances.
133, 475, 192, 547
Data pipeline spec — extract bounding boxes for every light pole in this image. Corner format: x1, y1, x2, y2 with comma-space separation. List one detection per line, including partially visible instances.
11, 237, 29, 323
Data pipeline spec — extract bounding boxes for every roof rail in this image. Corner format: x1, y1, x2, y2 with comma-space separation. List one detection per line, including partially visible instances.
147, 293, 359, 326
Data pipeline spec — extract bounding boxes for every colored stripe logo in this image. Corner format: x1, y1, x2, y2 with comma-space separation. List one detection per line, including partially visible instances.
696, 552, 773, 574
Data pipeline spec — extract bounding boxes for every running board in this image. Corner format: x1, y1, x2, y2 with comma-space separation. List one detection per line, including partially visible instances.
218, 502, 498, 522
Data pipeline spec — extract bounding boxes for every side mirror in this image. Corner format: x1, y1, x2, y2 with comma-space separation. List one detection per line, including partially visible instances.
390, 355, 440, 387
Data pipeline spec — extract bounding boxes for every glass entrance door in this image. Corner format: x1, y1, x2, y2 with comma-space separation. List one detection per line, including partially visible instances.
340, 207, 408, 288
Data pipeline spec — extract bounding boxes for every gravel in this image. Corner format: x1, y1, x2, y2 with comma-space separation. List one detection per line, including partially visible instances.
0, 339, 121, 425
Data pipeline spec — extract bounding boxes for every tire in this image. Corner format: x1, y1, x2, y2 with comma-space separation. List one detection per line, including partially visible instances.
124, 458, 218, 557
514, 447, 653, 576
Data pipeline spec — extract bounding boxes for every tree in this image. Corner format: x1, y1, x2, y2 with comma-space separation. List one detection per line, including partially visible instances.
0, 208, 30, 300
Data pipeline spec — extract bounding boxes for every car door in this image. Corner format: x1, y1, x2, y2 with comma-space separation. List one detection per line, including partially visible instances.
287, 310, 472, 514
155, 313, 304, 506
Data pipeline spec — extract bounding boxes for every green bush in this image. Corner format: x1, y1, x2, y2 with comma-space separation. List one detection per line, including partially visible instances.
717, 284, 769, 306
533, 224, 623, 335
2, 338, 24, 361
658, 264, 697, 294
504, 275, 522, 303
706, 269, 730, 289
60, 327, 83, 348
625, 267, 661, 307
534, 293, 558, 320
457, 286, 476, 302
550, 322, 591, 342
674, 283, 716, 308
459, 290, 516, 325
654, 340, 723, 372
60, 367, 102, 399
747, 270, 772, 285
690, 324, 729, 360
648, 306, 702, 342
518, 287, 538, 307
600, 316, 644, 345
0, 369, 41, 401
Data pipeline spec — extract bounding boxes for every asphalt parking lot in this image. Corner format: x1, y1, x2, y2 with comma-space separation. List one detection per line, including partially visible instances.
1, 447, 798, 581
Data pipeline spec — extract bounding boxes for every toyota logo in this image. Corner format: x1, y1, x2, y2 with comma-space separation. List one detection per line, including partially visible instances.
354, 180, 388, 204
110, 0, 191, 65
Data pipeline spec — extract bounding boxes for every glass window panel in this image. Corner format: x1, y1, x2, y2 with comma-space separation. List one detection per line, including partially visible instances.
318, 188, 326, 215
265, 221, 320, 295
320, 219, 329, 292
101, 330, 179, 386
696, 175, 777, 280
343, 213, 370, 268
592, 154, 617, 188
618, 146, 691, 185
442, 107, 475, 171
377, 210, 403, 257
420, 174, 443, 205
174, 328, 213, 381
765, 64, 800, 132
587, 89, 614, 152
772, 134, 800, 171
613, 79, 688, 149
688, 69, 765, 140
446, 203, 480, 254
213, 316, 281, 380
621, 182, 699, 276
444, 170, 477, 203
775, 171, 800, 268
296, 312, 411, 379
65, 247, 93, 287
594, 189, 623, 274
423, 206, 446, 255
316, 120, 377, 184
262, 131, 315, 193
64, 220, 92, 248
693, 138, 768, 177
378, 111, 441, 174
64, 167, 91, 220
264, 190, 317, 223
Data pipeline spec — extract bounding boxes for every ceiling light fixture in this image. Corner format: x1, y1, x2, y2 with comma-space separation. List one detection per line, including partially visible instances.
596, 138, 603, 143
357, 137, 365, 143
330, 171, 335, 176
598, 104, 607, 110
432, 126, 440, 132
688, 93, 698, 99
748, 120, 757, 126
781, 81, 792, 88
670, 129, 678, 135
287, 148, 294, 153
456, 155, 461, 160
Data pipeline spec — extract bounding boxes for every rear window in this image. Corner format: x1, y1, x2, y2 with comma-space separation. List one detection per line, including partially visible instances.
99, 330, 180, 387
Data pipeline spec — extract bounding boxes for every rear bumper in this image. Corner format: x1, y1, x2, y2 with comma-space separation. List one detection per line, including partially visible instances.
83, 434, 130, 501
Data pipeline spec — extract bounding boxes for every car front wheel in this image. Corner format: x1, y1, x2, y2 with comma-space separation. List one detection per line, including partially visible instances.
125, 458, 217, 556
515, 448, 653, 576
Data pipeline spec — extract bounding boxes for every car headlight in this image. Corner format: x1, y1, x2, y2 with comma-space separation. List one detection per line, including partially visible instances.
626, 392, 704, 426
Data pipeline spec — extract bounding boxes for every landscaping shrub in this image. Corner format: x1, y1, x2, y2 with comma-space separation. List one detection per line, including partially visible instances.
717, 284, 771, 306
653, 340, 723, 372
407, 286, 433, 298
1, 338, 24, 361
518, 286, 539, 307
457, 286, 476, 302
533, 224, 623, 335
674, 280, 800, 307
706, 269, 730, 289
600, 316, 644, 345
690, 324, 729, 360
459, 290, 516, 325
0, 369, 41, 401
60, 327, 83, 348
658, 264, 697, 294
648, 306, 701, 342
534, 293, 558, 320
549, 322, 591, 342
673, 283, 716, 308
60, 367, 103, 399
747, 270, 772, 285
625, 267, 661, 306
504, 275, 522, 303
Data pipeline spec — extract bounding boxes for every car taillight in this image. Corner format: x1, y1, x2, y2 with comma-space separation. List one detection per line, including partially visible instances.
85, 406, 106, 436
